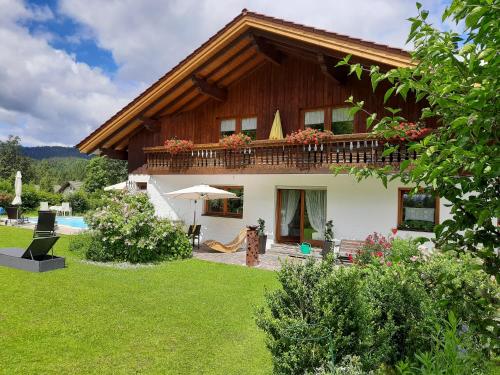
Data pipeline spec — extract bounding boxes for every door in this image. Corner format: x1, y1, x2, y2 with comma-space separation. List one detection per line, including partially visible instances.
276, 189, 326, 247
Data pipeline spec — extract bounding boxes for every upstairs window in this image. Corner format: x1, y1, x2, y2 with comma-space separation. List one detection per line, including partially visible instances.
204, 186, 244, 218
398, 188, 439, 232
304, 110, 325, 131
241, 117, 257, 140
331, 107, 354, 134
220, 118, 236, 137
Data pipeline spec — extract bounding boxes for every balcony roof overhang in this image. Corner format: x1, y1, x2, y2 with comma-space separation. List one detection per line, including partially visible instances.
77, 9, 415, 155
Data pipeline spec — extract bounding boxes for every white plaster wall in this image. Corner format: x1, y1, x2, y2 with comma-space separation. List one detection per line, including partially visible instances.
130, 173, 452, 247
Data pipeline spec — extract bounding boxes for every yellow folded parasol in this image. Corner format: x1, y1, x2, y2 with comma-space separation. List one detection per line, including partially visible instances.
269, 110, 284, 140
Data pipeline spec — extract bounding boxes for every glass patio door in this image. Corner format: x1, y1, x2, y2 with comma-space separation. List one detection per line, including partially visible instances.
276, 189, 326, 246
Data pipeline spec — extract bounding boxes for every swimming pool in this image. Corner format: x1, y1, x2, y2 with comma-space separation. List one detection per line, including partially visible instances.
29, 216, 88, 230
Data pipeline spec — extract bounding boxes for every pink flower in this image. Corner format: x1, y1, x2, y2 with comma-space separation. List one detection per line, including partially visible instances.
386, 261, 392, 266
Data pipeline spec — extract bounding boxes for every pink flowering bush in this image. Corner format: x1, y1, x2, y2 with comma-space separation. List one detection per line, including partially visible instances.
164, 138, 194, 154
285, 128, 335, 145
219, 133, 252, 150
383, 122, 432, 143
356, 232, 393, 265
82, 193, 191, 263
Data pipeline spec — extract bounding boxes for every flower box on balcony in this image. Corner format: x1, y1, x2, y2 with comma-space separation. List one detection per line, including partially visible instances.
285, 128, 335, 145
163, 139, 194, 155
219, 133, 252, 150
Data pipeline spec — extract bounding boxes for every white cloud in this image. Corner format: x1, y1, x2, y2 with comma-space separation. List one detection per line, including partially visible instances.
0, 0, 448, 147
59, 0, 447, 84
0, 0, 135, 146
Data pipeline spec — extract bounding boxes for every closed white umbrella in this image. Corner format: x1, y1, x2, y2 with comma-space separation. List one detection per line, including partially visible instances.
164, 184, 237, 226
11, 171, 22, 205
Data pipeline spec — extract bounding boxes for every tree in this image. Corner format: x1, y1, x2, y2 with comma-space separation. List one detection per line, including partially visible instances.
84, 156, 128, 192
0, 135, 34, 182
334, 0, 499, 276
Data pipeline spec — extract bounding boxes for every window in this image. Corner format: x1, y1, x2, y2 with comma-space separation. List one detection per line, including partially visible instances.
220, 118, 236, 137
136, 182, 147, 190
398, 188, 439, 232
241, 117, 257, 140
331, 107, 354, 134
219, 117, 257, 139
304, 110, 325, 131
204, 186, 244, 218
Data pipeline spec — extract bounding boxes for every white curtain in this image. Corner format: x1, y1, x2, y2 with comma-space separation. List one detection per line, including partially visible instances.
280, 190, 300, 236
305, 110, 325, 125
220, 119, 236, 132
332, 107, 353, 122
405, 207, 435, 222
305, 190, 326, 240
241, 117, 257, 130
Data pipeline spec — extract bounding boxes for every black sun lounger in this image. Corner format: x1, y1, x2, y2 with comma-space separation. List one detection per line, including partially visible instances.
0, 236, 65, 272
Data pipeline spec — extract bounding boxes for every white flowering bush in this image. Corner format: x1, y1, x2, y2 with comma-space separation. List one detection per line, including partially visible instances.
84, 193, 191, 263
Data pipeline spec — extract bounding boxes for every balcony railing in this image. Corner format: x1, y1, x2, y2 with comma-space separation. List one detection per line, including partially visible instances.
142, 133, 416, 175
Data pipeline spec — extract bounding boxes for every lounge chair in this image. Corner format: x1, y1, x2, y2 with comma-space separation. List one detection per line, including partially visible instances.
5, 206, 28, 225
203, 228, 247, 253
61, 202, 72, 216
34, 211, 57, 237
337, 240, 364, 264
0, 236, 65, 272
40, 202, 49, 211
187, 224, 201, 248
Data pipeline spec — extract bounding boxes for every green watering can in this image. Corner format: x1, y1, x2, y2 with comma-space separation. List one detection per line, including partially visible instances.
300, 242, 311, 255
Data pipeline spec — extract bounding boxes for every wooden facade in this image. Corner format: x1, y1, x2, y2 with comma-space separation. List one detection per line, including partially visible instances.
129, 56, 422, 172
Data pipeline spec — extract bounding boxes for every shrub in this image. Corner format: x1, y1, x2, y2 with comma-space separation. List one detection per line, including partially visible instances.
257, 247, 499, 373
0, 192, 14, 209
85, 193, 192, 263
396, 312, 488, 375
66, 191, 90, 213
20, 185, 62, 210
0, 178, 13, 193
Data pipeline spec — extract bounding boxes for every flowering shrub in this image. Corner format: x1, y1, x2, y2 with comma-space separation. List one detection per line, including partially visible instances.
356, 232, 392, 265
163, 138, 194, 154
257, 244, 499, 373
84, 193, 192, 263
285, 128, 335, 145
0, 192, 14, 209
218, 133, 252, 150
384, 122, 432, 143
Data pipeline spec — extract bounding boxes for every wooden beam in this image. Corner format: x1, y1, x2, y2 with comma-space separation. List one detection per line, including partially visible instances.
137, 116, 161, 132
191, 75, 227, 102
317, 54, 348, 85
250, 34, 283, 65
99, 148, 128, 160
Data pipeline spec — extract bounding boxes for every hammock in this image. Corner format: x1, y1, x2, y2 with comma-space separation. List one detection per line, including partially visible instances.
203, 228, 247, 253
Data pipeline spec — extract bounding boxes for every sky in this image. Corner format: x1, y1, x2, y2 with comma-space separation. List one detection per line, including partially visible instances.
0, 0, 451, 147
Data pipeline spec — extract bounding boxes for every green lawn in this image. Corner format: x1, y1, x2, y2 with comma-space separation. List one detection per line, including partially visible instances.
0, 227, 277, 374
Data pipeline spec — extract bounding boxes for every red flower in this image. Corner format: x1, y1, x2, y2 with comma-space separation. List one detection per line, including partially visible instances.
376, 251, 383, 257
391, 227, 398, 235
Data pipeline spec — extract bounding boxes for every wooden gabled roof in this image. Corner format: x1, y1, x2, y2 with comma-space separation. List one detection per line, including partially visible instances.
77, 9, 413, 154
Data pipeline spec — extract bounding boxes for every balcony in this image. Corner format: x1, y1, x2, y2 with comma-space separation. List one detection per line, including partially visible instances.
142, 133, 416, 175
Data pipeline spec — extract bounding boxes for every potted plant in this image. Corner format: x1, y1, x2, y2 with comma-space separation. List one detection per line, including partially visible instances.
164, 138, 194, 154
285, 128, 335, 145
321, 220, 335, 258
219, 133, 252, 150
257, 218, 267, 254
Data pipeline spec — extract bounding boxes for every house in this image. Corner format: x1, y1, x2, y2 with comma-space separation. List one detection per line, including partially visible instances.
56, 181, 83, 195
77, 10, 452, 246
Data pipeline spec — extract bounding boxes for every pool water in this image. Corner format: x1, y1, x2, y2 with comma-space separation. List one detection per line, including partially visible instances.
29, 216, 88, 229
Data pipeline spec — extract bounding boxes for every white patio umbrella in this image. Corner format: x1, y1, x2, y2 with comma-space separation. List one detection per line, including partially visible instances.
164, 184, 237, 226
11, 171, 22, 205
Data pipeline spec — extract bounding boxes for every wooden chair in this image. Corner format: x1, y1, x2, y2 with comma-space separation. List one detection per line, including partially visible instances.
337, 240, 364, 264
203, 228, 247, 253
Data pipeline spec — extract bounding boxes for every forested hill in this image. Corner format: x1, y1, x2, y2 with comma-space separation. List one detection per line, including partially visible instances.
21, 146, 90, 160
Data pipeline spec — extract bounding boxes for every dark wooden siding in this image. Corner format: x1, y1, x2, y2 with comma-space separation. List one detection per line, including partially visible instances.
128, 56, 421, 171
